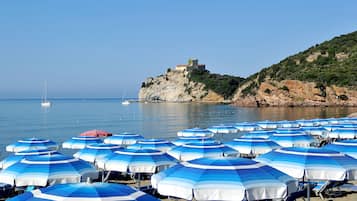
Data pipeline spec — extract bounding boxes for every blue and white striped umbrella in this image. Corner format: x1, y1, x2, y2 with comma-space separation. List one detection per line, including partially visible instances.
8, 182, 159, 201
6, 138, 58, 152
276, 120, 300, 128
300, 126, 328, 137
310, 118, 331, 126
241, 130, 275, 139
73, 143, 123, 163
296, 119, 317, 127
62, 136, 103, 149
323, 140, 357, 159
336, 117, 357, 124
172, 136, 215, 146
167, 141, 239, 161
234, 122, 261, 131
256, 147, 357, 181
268, 130, 316, 147
338, 123, 357, 128
96, 149, 177, 174
322, 124, 343, 131
226, 137, 281, 157
177, 128, 214, 137
0, 153, 98, 187
127, 139, 175, 152
327, 128, 357, 139
207, 125, 238, 134
256, 120, 280, 129
152, 157, 298, 201
0, 149, 58, 169
103, 132, 144, 146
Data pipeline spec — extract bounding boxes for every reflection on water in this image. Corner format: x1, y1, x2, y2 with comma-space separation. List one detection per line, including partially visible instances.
0, 99, 356, 157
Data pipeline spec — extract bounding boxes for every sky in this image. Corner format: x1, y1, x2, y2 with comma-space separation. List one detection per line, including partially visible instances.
1, 1, 357, 98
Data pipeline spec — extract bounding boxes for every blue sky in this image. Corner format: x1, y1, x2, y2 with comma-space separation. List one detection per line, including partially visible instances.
1, 1, 357, 98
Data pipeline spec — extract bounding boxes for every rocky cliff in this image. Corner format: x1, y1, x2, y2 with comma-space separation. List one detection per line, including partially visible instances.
233, 30, 357, 107
233, 79, 357, 107
139, 70, 224, 102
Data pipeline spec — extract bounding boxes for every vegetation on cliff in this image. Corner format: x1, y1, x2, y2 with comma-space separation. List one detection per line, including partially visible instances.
240, 30, 357, 96
188, 69, 245, 99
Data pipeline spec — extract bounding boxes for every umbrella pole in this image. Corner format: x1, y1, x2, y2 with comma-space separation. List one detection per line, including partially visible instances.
137, 173, 141, 188
306, 177, 310, 201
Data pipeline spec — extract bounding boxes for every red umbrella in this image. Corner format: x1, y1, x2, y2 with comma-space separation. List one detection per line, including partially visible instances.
80, 130, 112, 137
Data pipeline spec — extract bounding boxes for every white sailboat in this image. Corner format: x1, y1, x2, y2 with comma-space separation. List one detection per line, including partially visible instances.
121, 100, 130, 105
41, 81, 51, 108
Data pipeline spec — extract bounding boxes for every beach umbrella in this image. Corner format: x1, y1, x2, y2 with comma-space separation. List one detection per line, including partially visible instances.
172, 136, 215, 146
0, 149, 58, 169
103, 132, 144, 146
256, 120, 280, 129
276, 120, 300, 128
207, 125, 238, 134
127, 139, 175, 152
152, 157, 298, 201
323, 140, 357, 159
167, 141, 239, 161
62, 136, 103, 149
0, 153, 98, 187
322, 124, 343, 132
268, 130, 316, 147
296, 119, 317, 127
300, 126, 328, 137
73, 143, 123, 163
256, 147, 357, 181
234, 122, 261, 131
241, 130, 275, 139
79, 129, 112, 137
327, 128, 357, 139
226, 137, 281, 157
336, 117, 357, 124
177, 128, 214, 137
310, 118, 331, 126
96, 149, 177, 174
8, 182, 159, 201
6, 138, 58, 152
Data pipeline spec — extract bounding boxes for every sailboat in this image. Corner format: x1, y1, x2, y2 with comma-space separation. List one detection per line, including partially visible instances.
41, 81, 51, 108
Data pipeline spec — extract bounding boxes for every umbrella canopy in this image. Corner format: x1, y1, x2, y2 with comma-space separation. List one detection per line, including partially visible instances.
207, 125, 238, 134
322, 125, 343, 132
327, 128, 357, 139
177, 128, 214, 137
300, 126, 327, 137
276, 120, 300, 128
241, 130, 275, 139
6, 138, 58, 153
79, 129, 112, 137
73, 143, 123, 163
0, 153, 98, 187
234, 122, 261, 131
167, 141, 239, 161
62, 136, 103, 149
127, 139, 175, 152
296, 119, 317, 127
323, 140, 357, 159
226, 137, 281, 157
152, 157, 298, 201
256, 147, 357, 181
96, 149, 177, 174
172, 136, 215, 146
268, 130, 316, 147
256, 120, 279, 129
103, 132, 144, 146
8, 182, 159, 201
0, 149, 58, 169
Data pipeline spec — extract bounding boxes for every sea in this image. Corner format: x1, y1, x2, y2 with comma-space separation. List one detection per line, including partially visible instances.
0, 98, 356, 158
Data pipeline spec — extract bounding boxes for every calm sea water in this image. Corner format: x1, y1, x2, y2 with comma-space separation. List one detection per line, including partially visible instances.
0, 98, 356, 158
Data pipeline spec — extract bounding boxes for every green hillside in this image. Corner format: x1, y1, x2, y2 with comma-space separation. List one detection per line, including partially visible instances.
188, 69, 245, 99
241, 30, 357, 96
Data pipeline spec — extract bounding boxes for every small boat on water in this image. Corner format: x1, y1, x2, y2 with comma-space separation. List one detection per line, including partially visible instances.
41, 81, 51, 108
121, 100, 130, 105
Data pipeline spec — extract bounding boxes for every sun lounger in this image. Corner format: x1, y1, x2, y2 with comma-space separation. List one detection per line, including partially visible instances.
312, 181, 331, 199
